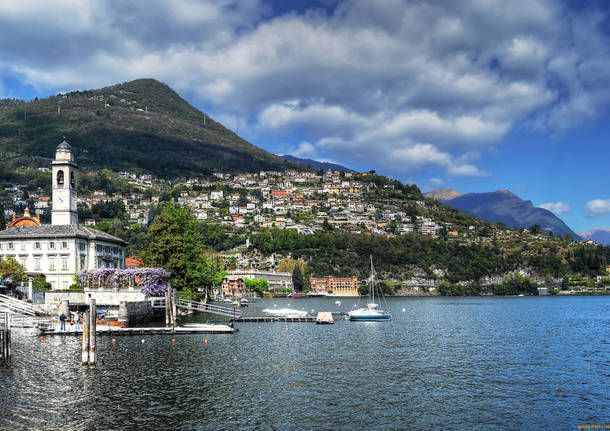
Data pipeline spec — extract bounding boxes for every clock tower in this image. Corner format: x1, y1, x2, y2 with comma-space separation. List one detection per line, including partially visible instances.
51, 139, 79, 225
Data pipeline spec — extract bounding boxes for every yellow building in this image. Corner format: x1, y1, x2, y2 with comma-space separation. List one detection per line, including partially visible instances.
310, 276, 359, 296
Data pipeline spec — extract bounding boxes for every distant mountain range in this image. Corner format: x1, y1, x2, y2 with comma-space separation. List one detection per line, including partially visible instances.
0, 79, 304, 178
578, 228, 610, 245
425, 188, 581, 239
280, 155, 354, 172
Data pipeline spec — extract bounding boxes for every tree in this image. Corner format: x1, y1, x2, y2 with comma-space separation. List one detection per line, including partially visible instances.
529, 224, 543, 235
0, 256, 26, 281
292, 265, 304, 291
143, 202, 216, 293
244, 278, 269, 293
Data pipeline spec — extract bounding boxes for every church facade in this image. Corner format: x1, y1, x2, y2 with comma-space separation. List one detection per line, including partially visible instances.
0, 141, 126, 290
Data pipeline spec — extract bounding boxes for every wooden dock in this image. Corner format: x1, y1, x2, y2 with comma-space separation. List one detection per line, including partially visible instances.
235, 316, 316, 322
316, 312, 334, 324
40, 325, 236, 336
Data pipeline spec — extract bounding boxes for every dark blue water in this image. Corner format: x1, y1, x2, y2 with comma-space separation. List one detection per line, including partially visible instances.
1, 296, 608, 430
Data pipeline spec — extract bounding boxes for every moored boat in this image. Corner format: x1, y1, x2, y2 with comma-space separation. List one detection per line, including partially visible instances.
262, 308, 309, 318
348, 256, 391, 322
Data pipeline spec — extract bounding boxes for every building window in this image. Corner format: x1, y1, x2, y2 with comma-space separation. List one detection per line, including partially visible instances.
48, 256, 56, 271
49, 242, 55, 249
20, 243, 26, 251
112, 247, 118, 255
96, 245, 103, 253
20, 256, 26, 266
80, 254, 86, 270
61, 257, 68, 270
104, 246, 111, 254
0, 244, 3, 250
8, 243, 14, 250
70, 171, 76, 188
62, 281, 68, 289
35, 242, 41, 250
34, 257, 41, 271
79, 243, 86, 251
57, 170, 64, 186
61, 241, 68, 249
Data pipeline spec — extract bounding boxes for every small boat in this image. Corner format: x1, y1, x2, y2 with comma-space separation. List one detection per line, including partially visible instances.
288, 293, 304, 298
335, 300, 342, 306
348, 256, 391, 321
262, 308, 309, 317
240, 298, 249, 307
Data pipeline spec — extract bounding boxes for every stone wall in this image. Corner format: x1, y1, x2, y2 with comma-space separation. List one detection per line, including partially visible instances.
118, 301, 154, 325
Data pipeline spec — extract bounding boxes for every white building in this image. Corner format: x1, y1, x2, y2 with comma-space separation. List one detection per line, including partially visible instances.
0, 141, 126, 290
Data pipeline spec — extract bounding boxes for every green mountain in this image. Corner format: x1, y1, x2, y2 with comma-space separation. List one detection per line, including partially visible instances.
0, 79, 301, 178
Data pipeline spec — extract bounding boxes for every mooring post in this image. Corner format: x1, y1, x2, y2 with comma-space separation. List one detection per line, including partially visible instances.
6, 313, 10, 361
89, 297, 96, 366
81, 311, 89, 365
172, 287, 177, 328
165, 285, 170, 327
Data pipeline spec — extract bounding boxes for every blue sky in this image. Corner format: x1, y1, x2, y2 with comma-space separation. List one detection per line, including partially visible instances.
1, 0, 610, 233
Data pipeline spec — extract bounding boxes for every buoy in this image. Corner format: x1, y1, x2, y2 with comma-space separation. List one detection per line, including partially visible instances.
402, 308, 406, 312
204, 339, 208, 344
141, 339, 145, 343
40, 336, 45, 341
171, 338, 176, 343
111, 338, 116, 344
79, 337, 82, 342
555, 388, 564, 392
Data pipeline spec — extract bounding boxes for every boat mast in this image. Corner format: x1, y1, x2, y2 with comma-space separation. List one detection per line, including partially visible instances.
370, 255, 375, 305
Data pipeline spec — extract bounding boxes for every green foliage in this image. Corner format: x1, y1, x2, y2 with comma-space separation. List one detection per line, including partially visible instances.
438, 273, 538, 296
69, 283, 83, 291
33, 279, 51, 291
0, 256, 26, 279
292, 265, 304, 291
142, 202, 216, 292
244, 278, 269, 293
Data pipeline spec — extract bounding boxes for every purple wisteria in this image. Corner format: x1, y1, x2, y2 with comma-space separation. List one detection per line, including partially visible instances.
77, 268, 171, 297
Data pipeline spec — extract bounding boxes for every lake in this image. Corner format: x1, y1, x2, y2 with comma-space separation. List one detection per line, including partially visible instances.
1, 296, 608, 430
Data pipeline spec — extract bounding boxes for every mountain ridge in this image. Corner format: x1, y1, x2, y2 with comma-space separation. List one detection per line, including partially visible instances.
0, 79, 305, 178
426, 188, 580, 239
280, 155, 354, 172
578, 228, 610, 245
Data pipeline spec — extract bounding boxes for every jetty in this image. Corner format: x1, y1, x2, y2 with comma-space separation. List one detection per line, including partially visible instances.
39, 325, 236, 336
236, 316, 316, 322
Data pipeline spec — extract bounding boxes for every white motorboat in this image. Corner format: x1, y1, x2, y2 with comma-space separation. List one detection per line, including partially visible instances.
262, 308, 309, 318
348, 256, 392, 321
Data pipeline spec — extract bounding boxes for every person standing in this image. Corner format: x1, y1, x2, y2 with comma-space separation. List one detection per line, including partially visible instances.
59, 313, 67, 331
74, 312, 81, 330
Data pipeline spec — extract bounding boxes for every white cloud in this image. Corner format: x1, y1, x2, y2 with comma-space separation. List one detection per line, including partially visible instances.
539, 201, 571, 215
290, 141, 318, 159
0, 0, 609, 177
585, 199, 610, 217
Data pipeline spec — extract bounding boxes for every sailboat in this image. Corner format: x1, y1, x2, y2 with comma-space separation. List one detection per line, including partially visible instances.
348, 256, 392, 321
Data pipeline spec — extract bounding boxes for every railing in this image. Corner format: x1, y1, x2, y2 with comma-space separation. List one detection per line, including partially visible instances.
0, 294, 37, 316
152, 298, 242, 318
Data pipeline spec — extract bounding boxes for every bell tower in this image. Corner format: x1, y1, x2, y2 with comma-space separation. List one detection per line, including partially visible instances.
51, 139, 78, 225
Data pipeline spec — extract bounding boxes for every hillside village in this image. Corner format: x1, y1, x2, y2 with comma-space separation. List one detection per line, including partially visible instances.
3, 165, 610, 296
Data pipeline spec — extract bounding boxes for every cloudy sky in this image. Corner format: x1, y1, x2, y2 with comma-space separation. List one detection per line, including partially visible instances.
1, 0, 610, 232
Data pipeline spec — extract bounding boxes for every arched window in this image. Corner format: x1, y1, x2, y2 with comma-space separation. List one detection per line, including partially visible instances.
70, 171, 76, 188
57, 170, 64, 186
